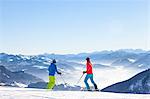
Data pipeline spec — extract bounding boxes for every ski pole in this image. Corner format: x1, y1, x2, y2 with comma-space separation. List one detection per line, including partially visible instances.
60, 74, 67, 85
76, 73, 84, 84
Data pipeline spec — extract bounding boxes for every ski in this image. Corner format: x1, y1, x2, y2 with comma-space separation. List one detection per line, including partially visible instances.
80, 88, 100, 92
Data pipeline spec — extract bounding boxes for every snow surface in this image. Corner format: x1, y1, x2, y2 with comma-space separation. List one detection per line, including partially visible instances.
9, 59, 13, 62
14, 82, 28, 88
138, 64, 143, 67
2, 73, 10, 78
0, 87, 149, 99
128, 58, 136, 63
33, 65, 47, 69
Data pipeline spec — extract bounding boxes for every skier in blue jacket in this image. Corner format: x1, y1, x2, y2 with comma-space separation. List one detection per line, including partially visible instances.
47, 59, 61, 89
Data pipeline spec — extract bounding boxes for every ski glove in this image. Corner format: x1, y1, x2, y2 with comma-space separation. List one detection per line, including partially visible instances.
83, 71, 86, 74
57, 72, 62, 75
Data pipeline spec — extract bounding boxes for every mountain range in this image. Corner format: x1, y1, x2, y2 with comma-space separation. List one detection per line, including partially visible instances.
0, 65, 43, 87
0, 49, 150, 94
0, 49, 149, 70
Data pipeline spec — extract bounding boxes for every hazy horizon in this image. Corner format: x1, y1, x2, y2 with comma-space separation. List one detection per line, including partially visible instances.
0, 48, 149, 55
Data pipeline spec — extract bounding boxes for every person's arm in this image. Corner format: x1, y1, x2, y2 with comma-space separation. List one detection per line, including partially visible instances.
83, 71, 86, 74
55, 65, 61, 75
83, 63, 88, 74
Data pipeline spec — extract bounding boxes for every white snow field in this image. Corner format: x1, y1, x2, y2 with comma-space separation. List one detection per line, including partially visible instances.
0, 87, 149, 99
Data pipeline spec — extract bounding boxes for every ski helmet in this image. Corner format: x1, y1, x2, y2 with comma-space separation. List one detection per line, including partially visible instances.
86, 57, 90, 61
52, 59, 56, 63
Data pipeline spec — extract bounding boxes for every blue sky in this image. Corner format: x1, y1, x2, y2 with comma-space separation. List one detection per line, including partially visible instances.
0, 0, 149, 55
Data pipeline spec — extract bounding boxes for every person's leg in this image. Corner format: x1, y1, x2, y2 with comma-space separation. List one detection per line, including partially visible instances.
89, 74, 98, 90
47, 76, 50, 89
47, 76, 55, 90
84, 74, 90, 90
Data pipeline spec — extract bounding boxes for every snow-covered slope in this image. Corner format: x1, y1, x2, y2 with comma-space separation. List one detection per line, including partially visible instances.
0, 86, 149, 99
101, 69, 150, 94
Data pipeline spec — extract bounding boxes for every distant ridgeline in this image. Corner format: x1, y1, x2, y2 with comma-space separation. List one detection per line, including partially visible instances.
0, 50, 150, 71
0, 65, 43, 87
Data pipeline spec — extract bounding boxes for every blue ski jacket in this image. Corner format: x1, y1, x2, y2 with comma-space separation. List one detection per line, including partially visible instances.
48, 63, 59, 76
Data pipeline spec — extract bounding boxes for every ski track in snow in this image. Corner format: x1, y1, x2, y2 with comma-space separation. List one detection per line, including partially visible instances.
0, 87, 150, 99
